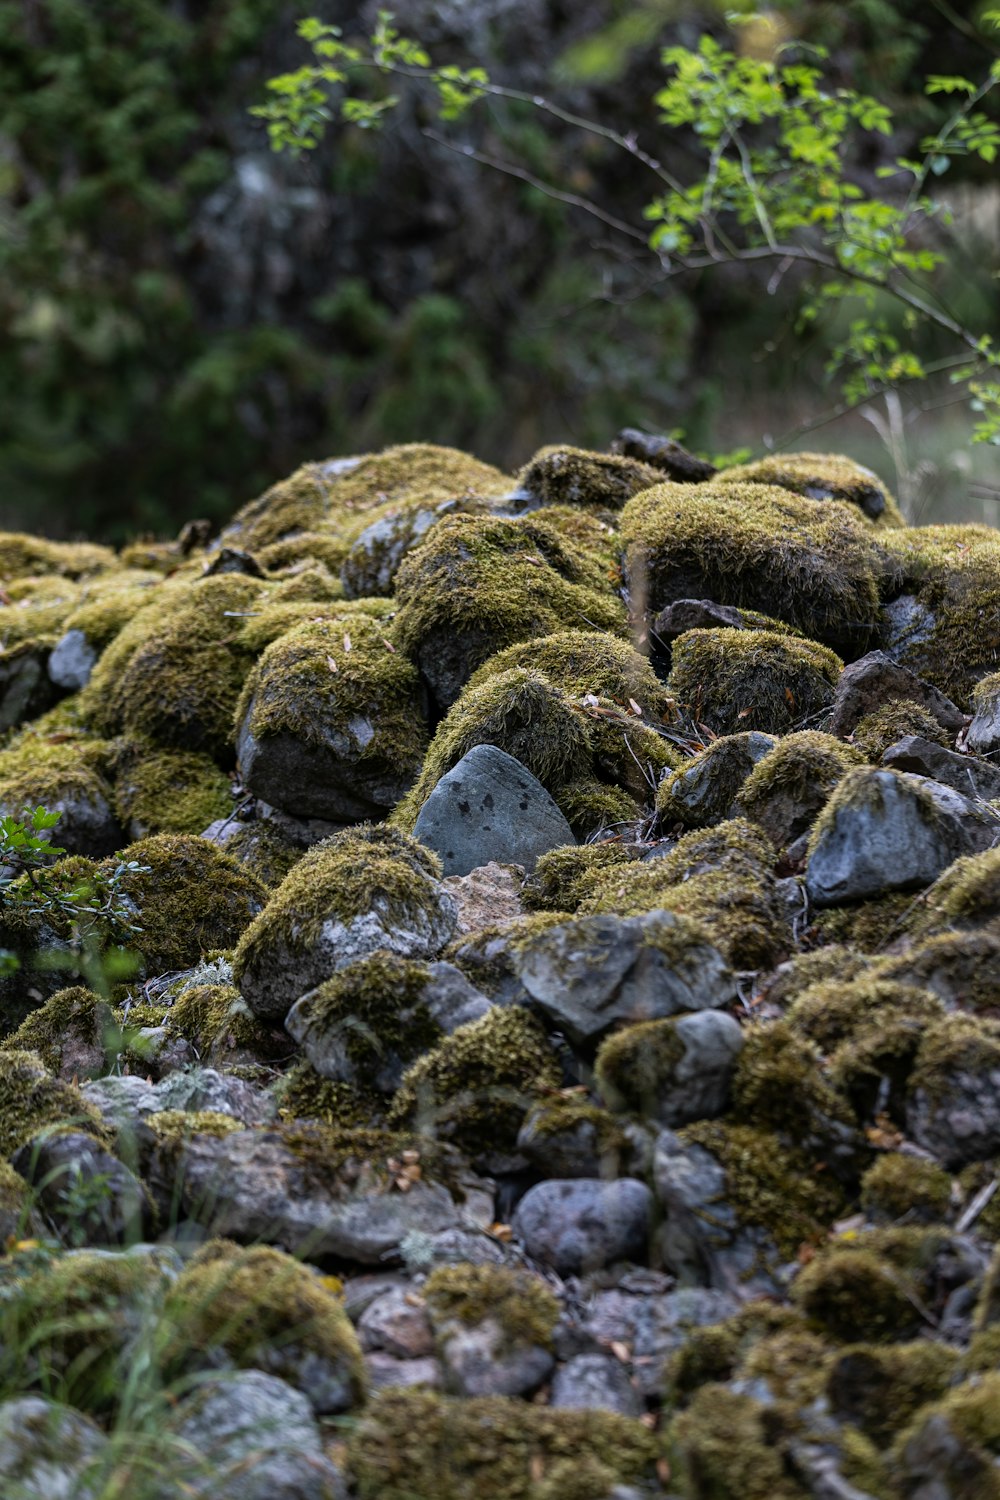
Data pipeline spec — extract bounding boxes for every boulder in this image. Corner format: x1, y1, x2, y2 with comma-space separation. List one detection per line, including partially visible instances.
595, 1010, 745, 1127
828, 651, 967, 737
512, 1177, 653, 1274
881, 735, 1000, 802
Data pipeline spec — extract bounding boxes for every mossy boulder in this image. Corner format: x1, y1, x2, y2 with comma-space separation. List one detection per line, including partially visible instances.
111, 741, 233, 838
667, 627, 843, 737
0, 1050, 108, 1159
859, 1152, 953, 1225
0, 533, 119, 582
340, 492, 489, 598
0, 986, 117, 1079
164, 982, 288, 1068
907, 845, 1000, 939
852, 697, 951, 760
621, 480, 895, 657
388, 1004, 559, 1162
160, 1239, 365, 1413
423, 1262, 560, 1397
792, 1244, 925, 1342
904, 1014, 1000, 1167
235, 612, 428, 820
0, 734, 121, 855
518, 443, 661, 511
515, 1091, 634, 1178
392, 512, 626, 713
738, 731, 864, 847
468, 627, 676, 718
877, 929, 1000, 1014
521, 840, 641, 913
893, 1372, 1000, 1497
717, 450, 904, 526
595, 1010, 743, 1126
656, 730, 777, 830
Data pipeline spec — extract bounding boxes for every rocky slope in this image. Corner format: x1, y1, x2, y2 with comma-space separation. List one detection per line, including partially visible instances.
0, 439, 999, 1497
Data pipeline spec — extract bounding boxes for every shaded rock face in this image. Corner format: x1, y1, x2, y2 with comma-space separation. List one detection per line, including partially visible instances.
11, 443, 1000, 1499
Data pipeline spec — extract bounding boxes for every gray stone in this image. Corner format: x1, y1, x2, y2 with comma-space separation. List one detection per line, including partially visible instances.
966, 681, 1000, 759
512, 1177, 652, 1274
147, 1125, 494, 1265
398, 1226, 513, 1272
651, 598, 752, 646
413, 745, 575, 876
434, 1316, 554, 1398
517, 1100, 639, 1180
882, 736, 1000, 802
582, 1284, 740, 1399
0, 1397, 107, 1500
12, 1130, 147, 1247
599, 1010, 744, 1128
805, 769, 997, 906
882, 594, 938, 663
0, 642, 55, 730
357, 1286, 435, 1359
513, 909, 735, 1046
83, 1067, 276, 1154
550, 1352, 643, 1416
47, 628, 99, 691
364, 1352, 443, 1393
828, 650, 966, 737
0, 783, 122, 857
907, 1074, 1000, 1171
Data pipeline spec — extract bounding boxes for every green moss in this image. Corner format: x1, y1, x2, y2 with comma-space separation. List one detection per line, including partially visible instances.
423, 1263, 560, 1351
392, 512, 627, 705
518, 443, 661, 512
580, 818, 788, 967
958, 1160, 1000, 1241
145, 1109, 243, 1145
0, 533, 119, 582
235, 612, 427, 794
667, 627, 843, 737
522, 840, 640, 913
111, 741, 233, 836
826, 1340, 958, 1445
346, 1387, 660, 1500
268, 562, 345, 603
738, 731, 864, 845
825, 989, 946, 1116
160, 1239, 365, 1404
468, 628, 676, 721
256, 532, 351, 575
909, 1014, 1000, 1103
793, 1245, 922, 1342
221, 819, 302, 889
326, 443, 511, 516
738, 1326, 831, 1405
96, 834, 266, 976
233, 825, 443, 985
656, 731, 776, 830
729, 1021, 857, 1144
666, 1302, 806, 1403
273, 1061, 385, 1129
388, 1005, 559, 1158
679, 1120, 845, 1260
962, 1328, 1000, 1375
517, 1091, 630, 1171
859, 1152, 953, 1224
62, 582, 160, 652
165, 983, 288, 1064
875, 931, 1000, 1018
594, 1017, 686, 1116
0, 732, 115, 833
621, 480, 893, 655
0, 1050, 108, 1158
808, 891, 920, 952
221, 464, 334, 551
552, 775, 643, 838
891, 1371, 1000, 1494
764, 945, 868, 1009
852, 698, 950, 760
0, 986, 116, 1076
717, 451, 904, 527
668, 1384, 804, 1500
0, 579, 83, 647
907, 846, 1000, 938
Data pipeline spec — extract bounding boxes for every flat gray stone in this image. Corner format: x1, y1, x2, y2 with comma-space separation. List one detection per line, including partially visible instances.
882, 736, 1000, 802
550, 1352, 643, 1416
967, 683, 1000, 758
413, 744, 575, 876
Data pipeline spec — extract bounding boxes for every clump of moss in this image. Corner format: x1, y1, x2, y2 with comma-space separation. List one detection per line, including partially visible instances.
717, 451, 904, 527
522, 840, 640, 912
220, 818, 302, 889
859, 1152, 953, 1225
826, 1340, 959, 1446
656, 731, 776, 830
667, 628, 843, 737
764, 945, 868, 1009
392, 512, 626, 710
793, 1245, 923, 1342
111, 741, 233, 837
908, 1013, 1000, 1119
593, 1017, 687, 1118
0, 533, 119, 582
219, 463, 336, 551
516, 1091, 631, 1175
0, 986, 117, 1078
389, 1004, 559, 1159
907, 846, 1000, 939
466, 627, 677, 722
257, 532, 349, 575
0, 734, 119, 852
666, 1302, 808, 1403
346, 1387, 660, 1500
0, 1050, 109, 1157
326, 442, 511, 517
729, 1021, 858, 1161
878, 930, 1000, 1016
667, 1384, 805, 1500
891, 1372, 1000, 1488
165, 983, 288, 1065
580, 819, 789, 967
61, 580, 160, 653
787, 976, 943, 1054
621, 480, 894, 656
808, 891, 920, 952
160, 1239, 365, 1408
852, 698, 951, 761
826, 991, 947, 1120
738, 731, 864, 846
423, 1263, 560, 1351
518, 444, 661, 512
273, 1060, 385, 1129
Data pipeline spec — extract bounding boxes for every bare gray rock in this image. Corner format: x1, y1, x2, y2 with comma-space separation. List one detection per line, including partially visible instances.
47, 628, 99, 690
513, 909, 735, 1047
550, 1352, 643, 1416
512, 1177, 652, 1274
0, 642, 55, 730
0, 1397, 107, 1500
966, 678, 1000, 759
357, 1287, 435, 1359
882, 736, 1000, 802
413, 745, 575, 876
828, 651, 966, 737
12, 1130, 147, 1247
582, 1283, 740, 1399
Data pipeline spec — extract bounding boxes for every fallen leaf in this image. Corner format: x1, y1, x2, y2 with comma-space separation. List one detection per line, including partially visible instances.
343, 633, 352, 652
529, 1456, 546, 1483
610, 1340, 632, 1363
326, 655, 338, 673
628, 698, 643, 716
381, 638, 396, 653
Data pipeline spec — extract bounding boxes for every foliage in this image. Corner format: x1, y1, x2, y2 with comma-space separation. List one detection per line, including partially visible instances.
258, 7, 1000, 446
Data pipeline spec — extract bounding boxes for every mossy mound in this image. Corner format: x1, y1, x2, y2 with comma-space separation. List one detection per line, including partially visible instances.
160, 1239, 365, 1410
0, 533, 119, 582
218, 818, 303, 889
738, 731, 864, 846
339, 492, 490, 598
620, 480, 895, 657
729, 1021, 858, 1154
580, 819, 789, 967
859, 1152, 953, 1224
807, 890, 918, 953
667, 628, 843, 737
392, 512, 627, 711
388, 1004, 559, 1160
111, 741, 233, 837
465, 627, 676, 721
521, 840, 641, 912
346, 1387, 661, 1500
164, 982, 288, 1066
906, 846, 1000, 938
656, 730, 776, 830
851, 698, 950, 760
786, 975, 941, 1053
876, 929, 1000, 1015
0, 733, 120, 853
518, 443, 661, 511
792, 1243, 926, 1342
717, 451, 904, 527
0, 1050, 108, 1157
273, 1060, 386, 1129
423, 1262, 560, 1351
0, 986, 117, 1078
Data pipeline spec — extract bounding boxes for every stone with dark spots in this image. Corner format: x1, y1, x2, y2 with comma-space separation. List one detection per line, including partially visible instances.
412, 744, 575, 876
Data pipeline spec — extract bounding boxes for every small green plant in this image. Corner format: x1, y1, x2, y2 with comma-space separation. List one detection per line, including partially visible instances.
255, 9, 1000, 446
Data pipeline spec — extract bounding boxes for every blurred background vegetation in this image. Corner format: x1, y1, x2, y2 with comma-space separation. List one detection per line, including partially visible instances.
1, 0, 998, 541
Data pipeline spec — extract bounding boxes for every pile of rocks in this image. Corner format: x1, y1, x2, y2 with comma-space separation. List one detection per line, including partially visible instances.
0, 439, 999, 1497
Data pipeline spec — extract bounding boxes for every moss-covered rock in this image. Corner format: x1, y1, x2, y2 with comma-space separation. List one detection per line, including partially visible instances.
392, 512, 626, 712
905, 1014, 1000, 1167
738, 731, 864, 847
666, 627, 843, 737
852, 698, 951, 760
595, 1011, 743, 1126
423, 1262, 560, 1352
717, 451, 904, 526
877, 929, 1000, 1015
0, 533, 119, 582
859, 1152, 953, 1225
466, 627, 676, 720
0, 733, 121, 855
518, 443, 661, 512
111, 741, 233, 838
907, 845, 1000, 939
668, 1384, 806, 1500
793, 1244, 924, 1342
893, 1371, 1000, 1496
0, 1050, 108, 1158
388, 1004, 559, 1162
0, 986, 117, 1079
787, 975, 943, 1054
273, 1060, 386, 1130
215, 817, 303, 889
826, 1340, 959, 1448
621, 480, 895, 657
521, 839, 641, 912
346, 1387, 661, 1500
234, 825, 456, 1021
656, 730, 777, 830
235, 612, 428, 820
164, 982, 288, 1067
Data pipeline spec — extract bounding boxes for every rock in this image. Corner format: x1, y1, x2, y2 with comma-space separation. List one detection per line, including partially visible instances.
805, 767, 997, 906
398, 1226, 513, 1273
201, 545, 266, 577
0, 642, 55, 730
737, 731, 863, 848
828, 651, 967, 738
517, 1095, 641, 1180
595, 1010, 745, 1127
12, 1130, 147, 1247
364, 1352, 444, 1393
83, 1067, 275, 1151
412, 745, 576, 876
512, 1177, 653, 1274
146, 1123, 493, 1264
905, 1016, 1000, 1169
651, 598, 753, 647
550, 1352, 643, 1417
48, 628, 98, 690
434, 1317, 553, 1398
170, 1371, 346, 1500
512, 909, 735, 1047
656, 731, 777, 829
357, 1287, 436, 1359
0, 1396, 107, 1500
440, 860, 525, 937
967, 673, 1000, 758
613, 429, 717, 482
882, 735, 1000, 801
517, 445, 661, 511
582, 1283, 740, 1399
341, 498, 476, 598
